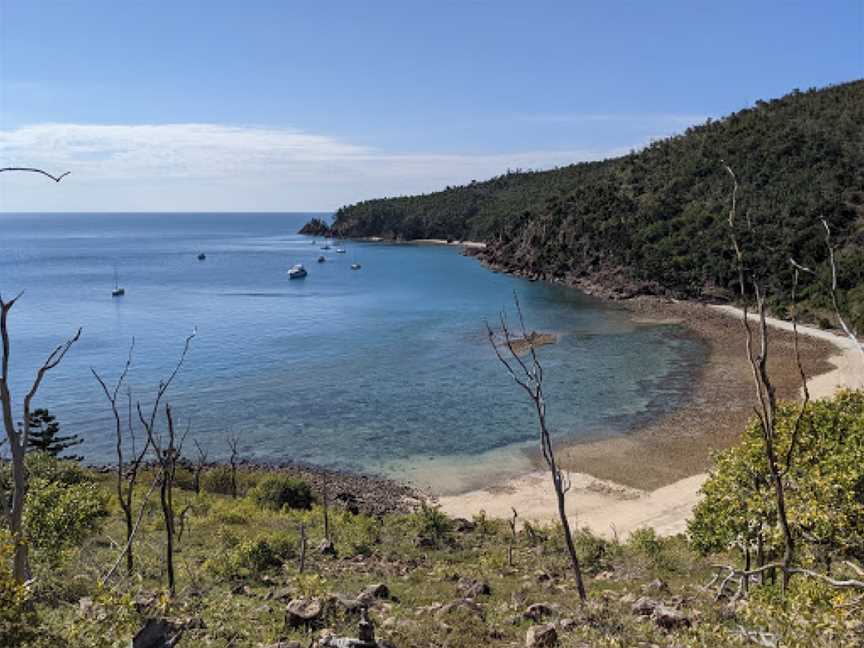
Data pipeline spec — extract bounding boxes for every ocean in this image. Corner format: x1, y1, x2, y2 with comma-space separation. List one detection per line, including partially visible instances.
0, 212, 704, 493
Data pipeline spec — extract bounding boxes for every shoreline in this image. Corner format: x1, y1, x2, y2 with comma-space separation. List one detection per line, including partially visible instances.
438, 298, 862, 537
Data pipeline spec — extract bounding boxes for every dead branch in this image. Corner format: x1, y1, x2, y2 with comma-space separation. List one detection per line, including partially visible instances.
0, 167, 70, 182
819, 217, 864, 366
487, 291, 587, 602
227, 435, 240, 498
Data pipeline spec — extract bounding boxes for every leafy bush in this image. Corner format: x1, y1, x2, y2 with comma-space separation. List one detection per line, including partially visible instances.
689, 391, 864, 564
248, 475, 313, 511
409, 502, 451, 546
200, 466, 235, 495
0, 533, 41, 646
210, 532, 296, 577
24, 477, 108, 564
572, 527, 611, 574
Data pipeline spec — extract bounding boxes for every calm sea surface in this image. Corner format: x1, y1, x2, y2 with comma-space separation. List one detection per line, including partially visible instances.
0, 213, 705, 493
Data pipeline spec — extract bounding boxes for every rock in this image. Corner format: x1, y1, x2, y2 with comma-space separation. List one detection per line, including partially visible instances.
652, 605, 691, 630
78, 597, 94, 617
526, 623, 558, 647
285, 598, 323, 627
131, 618, 182, 648
558, 618, 576, 631
523, 603, 558, 622
594, 570, 615, 581
534, 570, 552, 583
263, 642, 301, 648
272, 587, 295, 601
631, 597, 659, 616
457, 577, 491, 598
452, 518, 475, 533
332, 593, 364, 614
436, 598, 484, 620
318, 539, 338, 557
357, 582, 389, 604
642, 578, 668, 594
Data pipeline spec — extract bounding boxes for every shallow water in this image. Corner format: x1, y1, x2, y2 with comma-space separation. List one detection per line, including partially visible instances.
0, 212, 705, 493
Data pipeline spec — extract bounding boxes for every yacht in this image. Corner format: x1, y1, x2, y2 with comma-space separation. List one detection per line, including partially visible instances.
112, 267, 125, 297
197, 253, 206, 261
336, 247, 346, 254
351, 263, 362, 270
288, 264, 307, 279
317, 255, 326, 263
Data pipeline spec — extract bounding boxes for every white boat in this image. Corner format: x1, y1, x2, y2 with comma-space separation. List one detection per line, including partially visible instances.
288, 264, 307, 279
112, 267, 125, 297
336, 247, 346, 253
351, 263, 362, 270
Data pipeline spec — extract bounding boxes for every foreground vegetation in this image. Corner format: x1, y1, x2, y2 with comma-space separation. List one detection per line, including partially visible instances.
1, 391, 862, 647
305, 80, 864, 329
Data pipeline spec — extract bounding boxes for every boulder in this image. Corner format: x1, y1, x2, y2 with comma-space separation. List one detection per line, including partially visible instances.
285, 598, 323, 627
452, 518, 476, 533
436, 597, 484, 620
631, 596, 658, 616
642, 578, 668, 594
457, 577, 491, 598
131, 618, 182, 648
652, 605, 691, 631
526, 623, 558, 647
357, 582, 389, 604
523, 603, 557, 623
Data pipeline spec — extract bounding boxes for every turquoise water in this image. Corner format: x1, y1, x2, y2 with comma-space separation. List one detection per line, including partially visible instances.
0, 213, 704, 493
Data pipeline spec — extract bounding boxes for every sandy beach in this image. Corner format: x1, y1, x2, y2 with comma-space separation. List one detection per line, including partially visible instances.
439, 300, 863, 538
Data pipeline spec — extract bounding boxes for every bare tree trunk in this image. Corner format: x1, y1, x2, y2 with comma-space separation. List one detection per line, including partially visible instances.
488, 293, 587, 603
1, 293, 80, 583
227, 436, 240, 499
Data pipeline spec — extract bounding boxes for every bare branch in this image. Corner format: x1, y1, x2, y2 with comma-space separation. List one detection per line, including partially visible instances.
0, 167, 70, 182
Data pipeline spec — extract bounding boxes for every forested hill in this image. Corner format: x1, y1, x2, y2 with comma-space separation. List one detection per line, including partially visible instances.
303, 81, 864, 326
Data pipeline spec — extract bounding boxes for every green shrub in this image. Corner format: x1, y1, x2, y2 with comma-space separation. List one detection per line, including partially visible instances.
0, 534, 41, 645
210, 532, 296, 577
409, 502, 451, 545
572, 527, 610, 574
201, 466, 236, 495
248, 475, 313, 511
24, 477, 108, 565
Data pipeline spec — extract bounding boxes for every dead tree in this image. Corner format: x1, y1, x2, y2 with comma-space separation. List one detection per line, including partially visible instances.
133, 333, 195, 595
192, 439, 208, 495
724, 164, 798, 593
487, 293, 587, 602
0, 293, 80, 582
227, 435, 240, 498
0, 167, 70, 182
92, 338, 150, 578
508, 507, 518, 567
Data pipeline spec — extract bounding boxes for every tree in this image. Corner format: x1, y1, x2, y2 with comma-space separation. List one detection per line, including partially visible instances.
487, 293, 587, 603
23, 408, 83, 460
0, 294, 80, 582
0, 165, 73, 583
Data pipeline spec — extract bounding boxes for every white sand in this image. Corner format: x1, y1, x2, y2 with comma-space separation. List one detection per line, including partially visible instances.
439, 306, 862, 538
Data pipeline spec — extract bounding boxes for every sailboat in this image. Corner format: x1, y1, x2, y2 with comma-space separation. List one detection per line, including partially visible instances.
112, 267, 125, 297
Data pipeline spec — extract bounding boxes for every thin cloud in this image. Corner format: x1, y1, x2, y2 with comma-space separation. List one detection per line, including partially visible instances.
0, 122, 629, 211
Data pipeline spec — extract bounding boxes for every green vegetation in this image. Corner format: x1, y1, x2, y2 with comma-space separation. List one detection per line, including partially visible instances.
1, 390, 862, 648
312, 81, 864, 329
248, 474, 315, 511
23, 408, 83, 460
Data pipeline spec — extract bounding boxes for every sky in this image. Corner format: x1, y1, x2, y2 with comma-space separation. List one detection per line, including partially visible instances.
0, 1, 862, 212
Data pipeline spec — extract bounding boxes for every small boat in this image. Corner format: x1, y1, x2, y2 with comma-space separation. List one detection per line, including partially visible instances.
197, 253, 206, 261
351, 263, 362, 270
321, 244, 331, 250
288, 263, 307, 279
112, 267, 125, 297
336, 247, 346, 254
317, 256, 326, 263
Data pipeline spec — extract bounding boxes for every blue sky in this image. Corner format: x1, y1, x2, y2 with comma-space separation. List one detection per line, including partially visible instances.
1, 1, 862, 211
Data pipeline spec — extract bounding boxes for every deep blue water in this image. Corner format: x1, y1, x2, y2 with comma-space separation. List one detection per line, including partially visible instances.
0, 213, 704, 493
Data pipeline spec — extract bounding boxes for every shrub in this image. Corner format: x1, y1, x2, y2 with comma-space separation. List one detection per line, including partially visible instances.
0, 534, 41, 645
410, 502, 451, 545
572, 527, 610, 574
24, 477, 108, 565
210, 532, 296, 577
248, 475, 313, 511
201, 466, 235, 495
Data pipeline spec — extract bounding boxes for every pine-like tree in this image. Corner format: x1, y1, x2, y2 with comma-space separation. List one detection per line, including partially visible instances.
22, 408, 83, 460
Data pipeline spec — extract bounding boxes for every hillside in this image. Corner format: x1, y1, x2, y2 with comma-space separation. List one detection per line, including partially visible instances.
303, 81, 864, 328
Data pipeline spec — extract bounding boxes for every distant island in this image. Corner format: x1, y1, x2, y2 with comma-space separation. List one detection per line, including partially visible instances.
302, 81, 864, 330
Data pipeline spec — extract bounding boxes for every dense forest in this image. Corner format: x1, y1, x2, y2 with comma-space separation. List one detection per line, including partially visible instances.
303, 81, 864, 328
